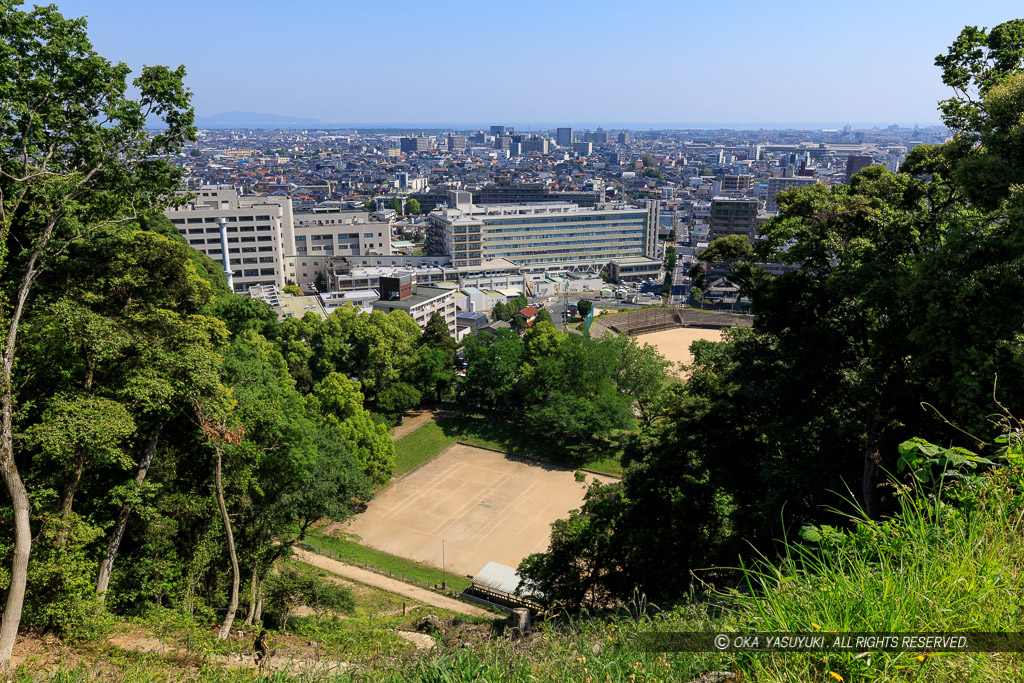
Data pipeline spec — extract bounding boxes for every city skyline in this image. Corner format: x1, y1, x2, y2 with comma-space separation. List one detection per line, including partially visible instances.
47, 0, 1022, 126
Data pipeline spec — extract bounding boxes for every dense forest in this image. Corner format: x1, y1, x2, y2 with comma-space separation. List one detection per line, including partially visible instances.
4, 3, 1024, 681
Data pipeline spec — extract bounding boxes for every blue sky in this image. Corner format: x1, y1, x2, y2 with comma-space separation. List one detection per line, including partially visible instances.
45, 0, 1024, 127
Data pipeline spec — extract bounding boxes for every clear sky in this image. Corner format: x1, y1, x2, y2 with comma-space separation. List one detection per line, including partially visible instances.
43, 0, 1024, 127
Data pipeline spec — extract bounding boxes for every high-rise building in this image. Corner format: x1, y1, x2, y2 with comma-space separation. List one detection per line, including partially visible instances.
709, 196, 764, 241
617, 132, 630, 145
845, 154, 874, 182
447, 135, 466, 151
720, 175, 754, 193
426, 196, 659, 269
592, 127, 608, 144
521, 136, 548, 154
400, 136, 431, 153
165, 186, 289, 293
490, 125, 510, 136
166, 186, 392, 294
572, 141, 593, 156
556, 127, 573, 146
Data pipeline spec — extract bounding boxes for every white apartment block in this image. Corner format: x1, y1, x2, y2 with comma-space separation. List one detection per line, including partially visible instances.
166, 187, 393, 294
166, 186, 290, 293
425, 195, 659, 271
371, 286, 457, 336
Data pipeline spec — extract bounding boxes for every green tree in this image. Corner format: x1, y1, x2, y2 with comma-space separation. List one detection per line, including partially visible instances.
388, 196, 403, 213
642, 154, 655, 167
376, 382, 422, 421
363, 199, 376, 212
405, 198, 421, 215
461, 329, 524, 410
283, 283, 302, 296
576, 299, 593, 319
0, 2, 194, 665
643, 167, 664, 180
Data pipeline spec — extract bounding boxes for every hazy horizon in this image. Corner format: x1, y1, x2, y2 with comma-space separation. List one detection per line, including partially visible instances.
48, 0, 1022, 126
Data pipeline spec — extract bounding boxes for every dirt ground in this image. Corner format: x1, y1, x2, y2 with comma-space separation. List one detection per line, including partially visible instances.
343, 444, 618, 579
635, 327, 724, 375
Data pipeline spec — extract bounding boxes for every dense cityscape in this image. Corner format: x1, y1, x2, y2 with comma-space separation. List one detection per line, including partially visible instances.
168, 122, 948, 327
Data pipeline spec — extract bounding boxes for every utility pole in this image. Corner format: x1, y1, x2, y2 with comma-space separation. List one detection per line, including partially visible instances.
562, 281, 570, 328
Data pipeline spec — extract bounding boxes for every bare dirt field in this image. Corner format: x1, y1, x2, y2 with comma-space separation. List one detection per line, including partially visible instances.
342, 444, 618, 579
635, 327, 724, 374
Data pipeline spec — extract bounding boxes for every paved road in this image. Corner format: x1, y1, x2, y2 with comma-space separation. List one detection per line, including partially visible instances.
293, 548, 494, 619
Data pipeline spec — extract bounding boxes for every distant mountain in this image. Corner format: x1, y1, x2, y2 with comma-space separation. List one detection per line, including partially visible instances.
195, 111, 322, 128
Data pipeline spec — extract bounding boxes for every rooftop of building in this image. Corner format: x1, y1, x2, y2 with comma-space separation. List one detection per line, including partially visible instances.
610, 256, 663, 265
276, 295, 327, 320
372, 285, 454, 309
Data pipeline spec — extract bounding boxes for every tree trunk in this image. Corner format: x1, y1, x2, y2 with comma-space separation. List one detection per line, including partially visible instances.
97, 420, 167, 598
244, 567, 258, 625
863, 425, 882, 519
253, 596, 263, 626
55, 457, 85, 548
0, 423, 32, 679
215, 445, 240, 640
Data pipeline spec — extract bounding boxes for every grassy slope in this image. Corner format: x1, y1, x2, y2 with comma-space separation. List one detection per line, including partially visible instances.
17, 472, 1024, 681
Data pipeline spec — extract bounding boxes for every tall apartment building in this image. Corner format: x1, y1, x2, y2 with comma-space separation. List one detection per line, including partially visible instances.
572, 141, 593, 156
400, 136, 431, 153
166, 187, 392, 294
521, 136, 549, 154
617, 132, 630, 145
490, 125, 510, 136
709, 196, 764, 241
556, 127, 573, 146
720, 175, 754, 193
166, 186, 290, 293
447, 135, 467, 151
845, 154, 874, 182
426, 195, 659, 270
766, 176, 819, 211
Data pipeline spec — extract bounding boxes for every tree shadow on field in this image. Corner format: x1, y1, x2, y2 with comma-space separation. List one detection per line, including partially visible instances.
435, 412, 605, 471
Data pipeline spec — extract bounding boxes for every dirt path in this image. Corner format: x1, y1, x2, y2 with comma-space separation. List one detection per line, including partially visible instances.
293, 548, 493, 619
391, 408, 437, 441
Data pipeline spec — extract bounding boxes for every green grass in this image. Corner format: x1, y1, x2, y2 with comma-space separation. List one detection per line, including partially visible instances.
301, 529, 472, 594
392, 422, 457, 477
392, 413, 623, 478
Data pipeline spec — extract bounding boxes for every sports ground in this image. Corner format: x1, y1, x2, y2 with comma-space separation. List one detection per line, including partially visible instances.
635, 327, 724, 374
343, 443, 618, 579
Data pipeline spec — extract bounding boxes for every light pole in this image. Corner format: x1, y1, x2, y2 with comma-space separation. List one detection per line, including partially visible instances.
442, 539, 446, 591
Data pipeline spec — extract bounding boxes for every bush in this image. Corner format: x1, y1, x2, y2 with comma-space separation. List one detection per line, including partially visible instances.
264, 567, 355, 630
